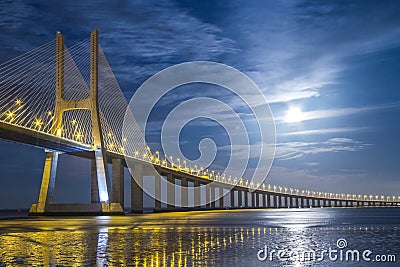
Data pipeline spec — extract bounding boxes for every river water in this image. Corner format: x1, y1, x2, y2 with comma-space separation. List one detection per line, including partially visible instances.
0, 208, 399, 266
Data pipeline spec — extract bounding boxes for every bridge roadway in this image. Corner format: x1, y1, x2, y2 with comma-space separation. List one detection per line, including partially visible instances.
0, 121, 91, 152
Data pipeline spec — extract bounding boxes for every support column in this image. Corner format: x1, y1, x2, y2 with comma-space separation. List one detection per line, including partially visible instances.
268, 194, 272, 208
194, 180, 201, 208
230, 190, 235, 208
255, 193, 260, 208
167, 173, 175, 209
211, 186, 216, 208
206, 185, 211, 208
251, 192, 256, 208
181, 178, 188, 208
91, 158, 100, 203
275, 195, 280, 208
238, 190, 243, 207
131, 164, 143, 214
112, 158, 124, 207
219, 187, 224, 207
263, 194, 267, 208
154, 173, 161, 210
36, 152, 59, 213
244, 191, 249, 208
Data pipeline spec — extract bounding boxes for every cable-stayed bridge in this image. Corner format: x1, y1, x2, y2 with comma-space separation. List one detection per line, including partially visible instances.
0, 30, 398, 215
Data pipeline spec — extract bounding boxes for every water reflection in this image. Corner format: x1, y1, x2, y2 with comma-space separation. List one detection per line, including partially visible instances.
96, 227, 109, 267
0, 209, 399, 266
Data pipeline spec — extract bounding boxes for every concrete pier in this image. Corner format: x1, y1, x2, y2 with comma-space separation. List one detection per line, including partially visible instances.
238, 190, 243, 207
219, 187, 224, 207
167, 173, 175, 209
154, 174, 161, 210
181, 178, 188, 208
230, 190, 235, 207
211, 186, 216, 208
112, 158, 124, 207
194, 180, 201, 208
131, 164, 143, 214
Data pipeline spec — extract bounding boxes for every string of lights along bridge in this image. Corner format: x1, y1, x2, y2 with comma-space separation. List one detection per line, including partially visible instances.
0, 29, 398, 215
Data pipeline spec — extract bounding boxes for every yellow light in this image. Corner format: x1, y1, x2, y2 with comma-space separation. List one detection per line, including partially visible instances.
33, 118, 43, 128
6, 110, 15, 121
15, 99, 22, 105
71, 119, 77, 125
56, 128, 62, 137
47, 111, 52, 116
75, 132, 83, 140
123, 138, 127, 142
108, 133, 112, 137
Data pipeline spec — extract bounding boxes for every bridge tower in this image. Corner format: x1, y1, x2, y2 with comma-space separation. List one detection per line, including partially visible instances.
29, 30, 124, 215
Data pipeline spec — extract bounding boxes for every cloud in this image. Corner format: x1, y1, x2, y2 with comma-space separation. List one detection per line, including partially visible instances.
304, 162, 320, 166
280, 127, 370, 136
275, 138, 371, 161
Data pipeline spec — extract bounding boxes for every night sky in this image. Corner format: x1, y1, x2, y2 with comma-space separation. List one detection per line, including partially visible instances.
0, 1, 399, 209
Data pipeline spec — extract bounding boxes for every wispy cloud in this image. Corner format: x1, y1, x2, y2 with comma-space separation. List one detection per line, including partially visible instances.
280, 127, 370, 136
275, 138, 371, 161
304, 162, 320, 166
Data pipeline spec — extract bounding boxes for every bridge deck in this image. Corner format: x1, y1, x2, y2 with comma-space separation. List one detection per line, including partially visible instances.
0, 121, 91, 152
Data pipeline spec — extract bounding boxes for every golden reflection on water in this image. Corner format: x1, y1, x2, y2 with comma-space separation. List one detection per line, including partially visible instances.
0, 210, 399, 266
0, 221, 264, 266
0, 224, 390, 266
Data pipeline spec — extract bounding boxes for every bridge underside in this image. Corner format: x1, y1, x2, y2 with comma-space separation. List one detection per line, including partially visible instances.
0, 121, 91, 152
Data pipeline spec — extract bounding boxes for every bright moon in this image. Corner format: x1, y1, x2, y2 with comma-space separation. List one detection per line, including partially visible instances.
285, 107, 306, 123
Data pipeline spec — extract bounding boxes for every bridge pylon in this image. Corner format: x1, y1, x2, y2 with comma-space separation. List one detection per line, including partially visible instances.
29, 30, 124, 215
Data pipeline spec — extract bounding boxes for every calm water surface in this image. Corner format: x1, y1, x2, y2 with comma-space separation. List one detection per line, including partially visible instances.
0, 208, 399, 266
